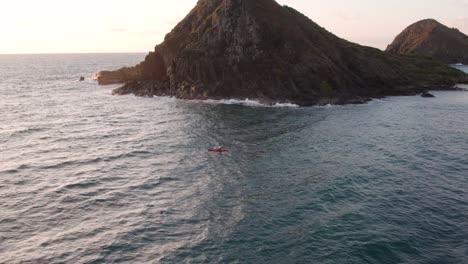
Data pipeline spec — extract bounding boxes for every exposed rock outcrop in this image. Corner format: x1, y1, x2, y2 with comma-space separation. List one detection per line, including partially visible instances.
98, 0, 468, 105
421, 91, 435, 98
387, 19, 468, 64
97, 67, 142, 85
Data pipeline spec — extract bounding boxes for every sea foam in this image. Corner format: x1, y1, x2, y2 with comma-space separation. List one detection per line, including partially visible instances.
198, 98, 299, 108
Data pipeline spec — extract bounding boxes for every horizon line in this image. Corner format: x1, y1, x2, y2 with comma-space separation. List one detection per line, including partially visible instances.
0, 51, 149, 56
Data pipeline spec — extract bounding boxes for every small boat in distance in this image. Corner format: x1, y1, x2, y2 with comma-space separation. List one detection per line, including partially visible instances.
209, 146, 229, 153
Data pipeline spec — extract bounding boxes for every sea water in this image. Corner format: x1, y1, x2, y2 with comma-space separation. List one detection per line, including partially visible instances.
0, 54, 467, 263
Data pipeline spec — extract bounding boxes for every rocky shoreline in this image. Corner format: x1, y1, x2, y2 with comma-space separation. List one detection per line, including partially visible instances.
109, 80, 467, 106
110, 80, 375, 106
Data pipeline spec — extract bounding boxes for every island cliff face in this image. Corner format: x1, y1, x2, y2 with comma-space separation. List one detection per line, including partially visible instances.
98, 0, 467, 105
387, 19, 468, 64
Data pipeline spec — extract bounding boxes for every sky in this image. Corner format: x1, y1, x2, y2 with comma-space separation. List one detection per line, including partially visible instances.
0, 0, 467, 54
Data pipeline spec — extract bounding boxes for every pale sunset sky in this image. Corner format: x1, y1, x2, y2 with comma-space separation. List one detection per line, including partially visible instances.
1, 0, 467, 54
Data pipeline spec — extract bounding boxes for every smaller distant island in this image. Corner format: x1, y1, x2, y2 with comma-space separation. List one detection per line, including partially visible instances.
387, 19, 468, 65
97, 0, 468, 106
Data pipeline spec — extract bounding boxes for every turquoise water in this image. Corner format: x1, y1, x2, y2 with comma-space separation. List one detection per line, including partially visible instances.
0, 54, 467, 263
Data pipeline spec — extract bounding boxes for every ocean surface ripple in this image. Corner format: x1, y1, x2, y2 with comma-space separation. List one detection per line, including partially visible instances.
0, 54, 467, 264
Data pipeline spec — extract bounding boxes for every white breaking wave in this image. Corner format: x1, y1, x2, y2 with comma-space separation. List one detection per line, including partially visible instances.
199, 98, 300, 108
143, 96, 300, 108
272, 102, 300, 108
312, 98, 387, 108
135, 94, 391, 108
455, 84, 468, 90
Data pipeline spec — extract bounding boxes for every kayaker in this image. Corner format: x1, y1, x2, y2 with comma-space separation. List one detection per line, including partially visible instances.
209, 146, 228, 152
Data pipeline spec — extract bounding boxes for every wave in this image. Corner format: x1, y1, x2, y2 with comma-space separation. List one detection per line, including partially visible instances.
198, 98, 300, 108
63, 179, 100, 189
272, 102, 300, 108
122, 91, 393, 108
455, 84, 468, 90
312, 98, 388, 108
0, 164, 31, 173
8, 127, 47, 138
135, 95, 300, 107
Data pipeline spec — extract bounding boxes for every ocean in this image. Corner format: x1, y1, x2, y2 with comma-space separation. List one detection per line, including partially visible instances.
0, 54, 467, 264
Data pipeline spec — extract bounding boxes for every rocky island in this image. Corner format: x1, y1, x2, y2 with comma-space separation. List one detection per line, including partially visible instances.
387, 19, 468, 65
98, 0, 468, 106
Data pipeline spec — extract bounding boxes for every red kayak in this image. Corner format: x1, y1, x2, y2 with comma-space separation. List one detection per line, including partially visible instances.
208, 148, 229, 152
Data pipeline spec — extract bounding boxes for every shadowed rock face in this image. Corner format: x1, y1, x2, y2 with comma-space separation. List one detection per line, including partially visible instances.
98, 0, 467, 105
387, 19, 468, 64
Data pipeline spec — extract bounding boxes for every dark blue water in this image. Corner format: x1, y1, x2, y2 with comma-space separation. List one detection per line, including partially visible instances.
0, 54, 467, 264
